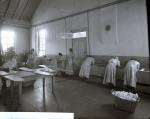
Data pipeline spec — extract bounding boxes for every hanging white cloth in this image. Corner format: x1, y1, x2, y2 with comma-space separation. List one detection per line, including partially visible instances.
66, 51, 74, 75
26, 52, 37, 68
79, 57, 95, 79
103, 57, 120, 86
123, 60, 140, 88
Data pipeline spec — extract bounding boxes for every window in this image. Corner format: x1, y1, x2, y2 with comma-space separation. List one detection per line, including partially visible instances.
72, 31, 87, 39
38, 29, 46, 56
1, 30, 15, 52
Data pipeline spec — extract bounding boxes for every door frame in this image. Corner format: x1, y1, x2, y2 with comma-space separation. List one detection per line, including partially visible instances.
70, 28, 89, 73
71, 28, 89, 56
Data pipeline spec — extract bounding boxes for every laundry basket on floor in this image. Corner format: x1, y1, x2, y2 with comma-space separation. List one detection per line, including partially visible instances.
112, 90, 140, 112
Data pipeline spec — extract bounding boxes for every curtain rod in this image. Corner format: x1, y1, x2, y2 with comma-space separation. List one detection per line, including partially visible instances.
33, 0, 132, 27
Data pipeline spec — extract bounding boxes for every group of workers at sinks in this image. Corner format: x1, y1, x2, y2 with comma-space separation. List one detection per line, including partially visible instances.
0, 47, 148, 93
79, 56, 144, 91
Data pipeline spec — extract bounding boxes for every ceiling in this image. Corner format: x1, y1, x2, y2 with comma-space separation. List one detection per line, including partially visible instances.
0, 0, 41, 23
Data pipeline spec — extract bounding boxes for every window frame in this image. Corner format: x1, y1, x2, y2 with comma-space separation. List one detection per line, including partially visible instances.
38, 29, 46, 57
1, 30, 15, 53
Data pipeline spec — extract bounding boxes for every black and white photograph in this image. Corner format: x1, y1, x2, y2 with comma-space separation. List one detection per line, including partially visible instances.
0, 0, 150, 119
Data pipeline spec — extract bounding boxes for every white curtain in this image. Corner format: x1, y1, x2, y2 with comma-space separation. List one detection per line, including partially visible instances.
73, 39, 87, 59
0, 22, 3, 65
35, 27, 39, 55
32, 27, 39, 55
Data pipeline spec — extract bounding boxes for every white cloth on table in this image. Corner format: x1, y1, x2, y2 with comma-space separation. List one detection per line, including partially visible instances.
123, 60, 140, 88
103, 58, 120, 86
79, 57, 95, 79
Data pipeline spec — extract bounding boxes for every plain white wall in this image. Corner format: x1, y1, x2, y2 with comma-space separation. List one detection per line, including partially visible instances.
117, 0, 148, 56
32, 0, 117, 25
89, 0, 148, 56
45, 20, 66, 55
1, 25, 30, 54
66, 13, 88, 54
89, 5, 118, 55
31, 0, 149, 57
32, 19, 66, 55
31, 13, 89, 56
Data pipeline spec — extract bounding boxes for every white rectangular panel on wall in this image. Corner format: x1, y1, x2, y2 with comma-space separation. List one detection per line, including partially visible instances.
45, 19, 66, 55
89, 0, 148, 56
67, 13, 88, 30
66, 13, 88, 54
31, 28, 36, 50
15, 28, 30, 54
117, 0, 148, 56
35, 19, 67, 55
89, 5, 118, 55
100, 5, 118, 44
32, 0, 118, 25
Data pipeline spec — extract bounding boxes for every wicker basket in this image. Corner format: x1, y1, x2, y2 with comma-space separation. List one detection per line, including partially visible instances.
113, 95, 140, 112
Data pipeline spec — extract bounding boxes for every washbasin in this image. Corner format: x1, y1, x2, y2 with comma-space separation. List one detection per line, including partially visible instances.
139, 68, 150, 72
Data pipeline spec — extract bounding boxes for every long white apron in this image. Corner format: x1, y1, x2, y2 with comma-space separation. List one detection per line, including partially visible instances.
79, 57, 94, 79
103, 62, 116, 86
123, 61, 140, 88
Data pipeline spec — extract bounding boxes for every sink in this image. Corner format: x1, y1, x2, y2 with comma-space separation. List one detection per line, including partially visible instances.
139, 68, 150, 72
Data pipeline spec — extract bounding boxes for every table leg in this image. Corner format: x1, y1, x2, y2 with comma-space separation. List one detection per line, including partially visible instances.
43, 77, 46, 111
18, 82, 22, 104
43, 77, 45, 93
10, 81, 14, 100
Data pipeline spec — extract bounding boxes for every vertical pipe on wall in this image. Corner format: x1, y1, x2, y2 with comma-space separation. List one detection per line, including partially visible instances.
87, 12, 90, 56
146, 0, 150, 68
115, 5, 119, 44
65, 18, 67, 56
0, 22, 3, 65
35, 26, 38, 52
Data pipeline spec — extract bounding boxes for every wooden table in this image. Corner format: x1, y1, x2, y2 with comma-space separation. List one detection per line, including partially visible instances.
0, 71, 10, 93
34, 69, 55, 94
19, 67, 56, 94
3, 75, 24, 104
3, 67, 56, 104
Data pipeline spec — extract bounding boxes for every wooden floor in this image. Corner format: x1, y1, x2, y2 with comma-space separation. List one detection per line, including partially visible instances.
0, 76, 150, 119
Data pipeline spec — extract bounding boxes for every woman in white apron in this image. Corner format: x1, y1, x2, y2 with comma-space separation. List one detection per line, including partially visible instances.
79, 57, 95, 79
103, 57, 120, 86
123, 59, 140, 88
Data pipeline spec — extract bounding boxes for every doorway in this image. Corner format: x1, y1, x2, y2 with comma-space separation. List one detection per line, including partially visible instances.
72, 30, 88, 73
